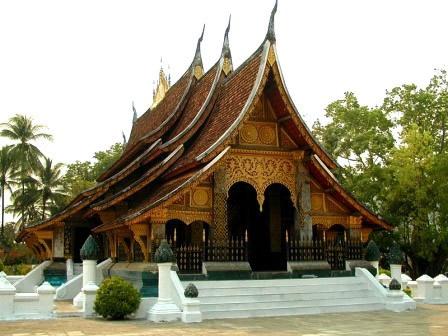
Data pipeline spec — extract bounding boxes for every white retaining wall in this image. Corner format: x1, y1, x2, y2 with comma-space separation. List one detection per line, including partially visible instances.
56, 258, 112, 301
14, 260, 52, 293
0, 274, 55, 320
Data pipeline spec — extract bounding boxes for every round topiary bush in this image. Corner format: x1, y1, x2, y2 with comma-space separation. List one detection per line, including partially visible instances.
153, 240, 175, 264
388, 242, 403, 265
80, 235, 100, 261
184, 283, 199, 298
94, 276, 141, 320
389, 278, 402, 290
364, 240, 380, 261
349, 260, 377, 277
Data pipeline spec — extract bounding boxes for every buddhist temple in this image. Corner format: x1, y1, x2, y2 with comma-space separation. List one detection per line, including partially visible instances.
17, 1, 391, 276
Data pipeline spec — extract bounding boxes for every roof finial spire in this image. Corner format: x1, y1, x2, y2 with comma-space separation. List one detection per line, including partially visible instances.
193, 24, 205, 66
266, 0, 278, 42
132, 101, 138, 123
122, 131, 127, 146
221, 15, 231, 59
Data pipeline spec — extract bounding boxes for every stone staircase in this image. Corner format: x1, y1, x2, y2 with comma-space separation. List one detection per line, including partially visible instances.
182, 277, 384, 320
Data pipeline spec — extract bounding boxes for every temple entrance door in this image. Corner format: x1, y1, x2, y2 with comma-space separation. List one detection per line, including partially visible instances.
227, 182, 294, 272
227, 182, 261, 269
258, 184, 294, 271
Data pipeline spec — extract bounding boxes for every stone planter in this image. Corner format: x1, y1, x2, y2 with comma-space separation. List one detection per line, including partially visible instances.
181, 298, 202, 323
0, 275, 16, 319
434, 274, 448, 302
390, 264, 401, 283
37, 282, 56, 317
416, 274, 434, 302
83, 281, 98, 317
148, 262, 180, 322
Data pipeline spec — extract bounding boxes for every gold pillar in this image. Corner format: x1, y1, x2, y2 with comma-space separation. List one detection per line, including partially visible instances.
212, 168, 229, 243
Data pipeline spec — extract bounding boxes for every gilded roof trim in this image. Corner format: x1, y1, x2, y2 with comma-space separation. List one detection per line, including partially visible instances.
310, 155, 392, 230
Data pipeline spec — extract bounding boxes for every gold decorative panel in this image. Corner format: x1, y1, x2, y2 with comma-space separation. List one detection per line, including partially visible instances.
311, 194, 323, 211
191, 187, 211, 208
224, 149, 297, 209
222, 57, 232, 76
267, 46, 276, 66
240, 124, 258, 144
194, 65, 203, 79
239, 121, 278, 146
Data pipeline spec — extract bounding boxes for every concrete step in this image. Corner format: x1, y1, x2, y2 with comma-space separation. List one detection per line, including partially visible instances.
185, 277, 362, 289
201, 301, 384, 320
198, 288, 375, 304
54, 310, 83, 318
192, 283, 368, 297
200, 296, 381, 312
182, 277, 386, 320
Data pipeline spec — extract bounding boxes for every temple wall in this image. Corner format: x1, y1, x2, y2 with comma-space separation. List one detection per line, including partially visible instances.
53, 226, 64, 259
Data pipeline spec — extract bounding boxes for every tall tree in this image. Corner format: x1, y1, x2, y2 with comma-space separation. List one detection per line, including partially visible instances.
314, 71, 448, 277
313, 92, 394, 212
0, 146, 17, 237
6, 177, 40, 228
61, 142, 123, 204
33, 157, 65, 219
0, 115, 52, 224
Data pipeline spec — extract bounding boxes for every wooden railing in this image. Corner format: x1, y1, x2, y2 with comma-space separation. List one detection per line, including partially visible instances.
287, 238, 363, 270
151, 237, 363, 272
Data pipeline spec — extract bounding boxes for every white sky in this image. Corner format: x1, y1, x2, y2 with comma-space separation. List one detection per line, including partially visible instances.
1, 0, 448, 221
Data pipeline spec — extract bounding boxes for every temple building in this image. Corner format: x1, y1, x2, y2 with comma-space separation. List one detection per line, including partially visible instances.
17, 3, 391, 275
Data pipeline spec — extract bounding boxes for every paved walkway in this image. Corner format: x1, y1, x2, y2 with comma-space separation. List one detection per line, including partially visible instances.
1, 304, 447, 336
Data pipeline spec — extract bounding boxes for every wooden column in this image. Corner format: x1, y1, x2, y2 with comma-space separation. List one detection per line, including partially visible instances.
296, 161, 312, 240
212, 168, 229, 243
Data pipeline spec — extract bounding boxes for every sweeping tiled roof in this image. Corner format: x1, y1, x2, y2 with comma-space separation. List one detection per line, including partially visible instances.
20, 1, 391, 236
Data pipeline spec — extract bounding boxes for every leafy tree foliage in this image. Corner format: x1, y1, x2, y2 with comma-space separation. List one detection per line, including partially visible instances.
314, 70, 448, 277
0, 146, 17, 237
32, 157, 66, 218
313, 92, 394, 213
61, 143, 123, 203
0, 115, 52, 224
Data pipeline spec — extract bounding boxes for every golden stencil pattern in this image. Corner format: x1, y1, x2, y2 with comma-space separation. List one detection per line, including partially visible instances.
224, 152, 297, 208
259, 125, 276, 145
240, 124, 258, 143
192, 188, 210, 207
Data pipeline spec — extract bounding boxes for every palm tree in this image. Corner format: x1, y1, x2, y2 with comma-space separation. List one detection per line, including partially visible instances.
33, 157, 65, 219
6, 178, 40, 229
0, 115, 52, 223
0, 146, 17, 237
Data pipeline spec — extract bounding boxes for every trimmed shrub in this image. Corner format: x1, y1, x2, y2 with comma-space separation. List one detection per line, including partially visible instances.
0, 260, 4, 272
349, 260, 377, 277
184, 283, 199, 298
80, 235, 100, 260
364, 240, 380, 261
379, 268, 391, 277
94, 276, 140, 320
388, 242, 403, 265
389, 278, 401, 290
153, 240, 175, 263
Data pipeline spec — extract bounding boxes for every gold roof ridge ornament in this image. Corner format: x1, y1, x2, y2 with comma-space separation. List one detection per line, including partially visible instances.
151, 60, 171, 109
193, 24, 205, 80
265, 0, 278, 43
221, 15, 233, 76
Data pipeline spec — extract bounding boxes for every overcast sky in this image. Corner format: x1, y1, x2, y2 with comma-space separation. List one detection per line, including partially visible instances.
1, 0, 448, 221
